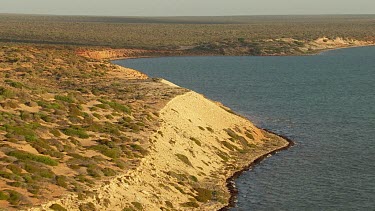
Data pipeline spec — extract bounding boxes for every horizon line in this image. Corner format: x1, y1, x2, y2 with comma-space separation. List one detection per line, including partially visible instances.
1, 12, 375, 18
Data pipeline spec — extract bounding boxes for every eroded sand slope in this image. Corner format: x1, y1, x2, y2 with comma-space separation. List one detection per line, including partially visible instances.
30, 89, 288, 211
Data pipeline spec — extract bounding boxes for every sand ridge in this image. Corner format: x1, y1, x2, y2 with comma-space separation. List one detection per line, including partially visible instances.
29, 89, 289, 211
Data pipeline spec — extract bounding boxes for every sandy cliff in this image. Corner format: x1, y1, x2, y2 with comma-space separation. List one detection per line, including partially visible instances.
301, 37, 374, 53
30, 87, 289, 210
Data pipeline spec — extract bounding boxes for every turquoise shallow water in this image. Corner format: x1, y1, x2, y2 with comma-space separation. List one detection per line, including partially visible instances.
114, 46, 375, 210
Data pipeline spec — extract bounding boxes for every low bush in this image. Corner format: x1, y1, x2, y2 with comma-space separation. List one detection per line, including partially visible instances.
5, 190, 23, 205
62, 126, 89, 139
98, 99, 131, 114
131, 202, 143, 210
5, 79, 24, 88
221, 141, 239, 151
0, 86, 15, 98
190, 137, 201, 146
0, 191, 9, 200
56, 175, 68, 188
176, 154, 193, 167
50, 204, 68, 211
194, 188, 212, 202
90, 145, 122, 159
37, 100, 61, 110
181, 201, 199, 208
6, 164, 23, 175
102, 168, 117, 176
79, 202, 96, 211
7, 150, 58, 166
245, 130, 254, 139
55, 95, 75, 103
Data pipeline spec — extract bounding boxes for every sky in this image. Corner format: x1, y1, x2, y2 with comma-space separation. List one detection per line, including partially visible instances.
1, 0, 374, 16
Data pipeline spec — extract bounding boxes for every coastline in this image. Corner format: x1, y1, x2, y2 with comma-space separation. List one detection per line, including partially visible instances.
1, 33, 373, 210
108, 55, 295, 210
77, 37, 375, 61
219, 129, 294, 211
28, 90, 291, 211
24, 41, 372, 210
311, 43, 375, 56
100, 41, 373, 210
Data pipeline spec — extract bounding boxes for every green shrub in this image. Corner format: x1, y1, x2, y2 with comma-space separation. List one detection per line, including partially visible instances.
206, 127, 214, 132
181, 201, 199, 208
94, 103, 110, 109
79, 202, 96, 211
5, 79, 24, 88
6, 164, 23, 175
105, 114, 114, 119
7, 150, 58, 166
176, 154, 193, 167
102, 168, 117, 176
7, 181, 23, 188
90, 145, 122, 159
56, 175, 68, 188
216, 151, 229, 162
22, 174, 34, 183
174, 185, 185, 194
0, 191, 9, 200
165, 201, 173, 208
39, 168, 56, 178
28, 138, 64, 158
6, 190, 23, 205
189, 175, 198, 183
224, 128, 239, 139
198, 126, 205, 131
194, 188, 212, 202
50, 128, 61, 137
0, 170, 22, 181
20, 111, 33, 121
0, 86, 15, 98
122, 208, 135, 211
50, 204, 67, 211
62, 126, 89, 139
37, 100, 61, 110
92, 113, 102, 119
98, 99, 131, 114
245, 131, 254, 139
55, 95, 75, 103
131, 202, 143, 210
221, 141, 239, 151
4, 123, 39, 142
190, 137, 201, 146
114, 159, 127, 169
167, 171, 188, 182
87, 165, 103, 178
130, 144, 148, 156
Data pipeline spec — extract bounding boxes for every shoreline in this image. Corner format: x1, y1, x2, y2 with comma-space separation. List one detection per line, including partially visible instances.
88, 40, 375, 61
108, 55, 297, 210
74, 42, 370, 210
311, 43, 375, 56
0, 41, 370, 210
219, 129, 295, 211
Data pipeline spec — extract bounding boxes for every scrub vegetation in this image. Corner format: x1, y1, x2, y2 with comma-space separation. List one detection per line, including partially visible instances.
0, 14, 374, 56
0, 44, 186, 209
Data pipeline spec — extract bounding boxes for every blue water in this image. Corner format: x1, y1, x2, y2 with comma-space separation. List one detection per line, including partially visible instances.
114, 46, 375, 210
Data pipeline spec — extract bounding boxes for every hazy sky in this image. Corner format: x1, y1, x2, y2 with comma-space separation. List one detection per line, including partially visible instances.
1, 0, 374, 16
